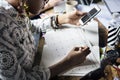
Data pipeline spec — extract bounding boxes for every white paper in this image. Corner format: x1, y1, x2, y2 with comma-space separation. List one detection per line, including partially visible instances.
40, 21, 100, 76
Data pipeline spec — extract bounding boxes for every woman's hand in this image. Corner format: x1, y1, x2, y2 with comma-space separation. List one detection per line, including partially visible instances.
66, 46, 91, 67
58, 10, 86, 26
49, 46, 90, 77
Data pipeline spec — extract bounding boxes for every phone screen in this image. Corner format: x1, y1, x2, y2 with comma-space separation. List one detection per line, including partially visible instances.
81, 8, 98, 23
89, 8, 98, 15
81, 14, 90, 23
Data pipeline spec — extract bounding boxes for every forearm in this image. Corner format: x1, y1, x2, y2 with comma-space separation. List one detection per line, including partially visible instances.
49, 57, 73, 78
30, 14, 67, 34
95, 18, 108, 47
30, 17, 53, 33
57, 14, 67, 25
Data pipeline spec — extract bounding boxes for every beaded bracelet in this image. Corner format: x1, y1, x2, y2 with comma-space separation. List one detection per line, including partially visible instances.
55, 15, 60, 27
51, 15, 60, 29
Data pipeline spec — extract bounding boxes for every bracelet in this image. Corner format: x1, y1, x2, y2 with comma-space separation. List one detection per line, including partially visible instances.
55, 15, 60, 27
51, 15, 60, 29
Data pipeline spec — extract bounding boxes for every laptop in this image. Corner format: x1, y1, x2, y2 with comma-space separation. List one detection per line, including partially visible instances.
103, 0, 120, 14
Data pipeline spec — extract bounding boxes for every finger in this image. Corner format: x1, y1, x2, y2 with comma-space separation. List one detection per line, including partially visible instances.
77, 11, 87, 16
81, 46, 89, 50
74, 47, 80, 51
76, 22, 80, 26
81, 46, 91, 56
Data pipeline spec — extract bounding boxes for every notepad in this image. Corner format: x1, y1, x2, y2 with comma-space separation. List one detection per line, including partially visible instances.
40, 20, 100, 76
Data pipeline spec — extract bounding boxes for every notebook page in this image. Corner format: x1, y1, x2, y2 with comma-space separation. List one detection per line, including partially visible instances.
40, 20, 100, 76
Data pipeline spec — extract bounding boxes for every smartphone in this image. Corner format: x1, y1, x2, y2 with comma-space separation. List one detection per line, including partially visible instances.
79, 6, 101, 25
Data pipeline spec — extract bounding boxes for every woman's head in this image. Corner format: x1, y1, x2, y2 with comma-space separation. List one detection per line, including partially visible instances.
26, 0, 46, 14
7, 0, 48, 15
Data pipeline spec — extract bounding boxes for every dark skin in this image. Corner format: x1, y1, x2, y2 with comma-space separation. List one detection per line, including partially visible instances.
49, 46, 91, 77
6, 0, 91, 78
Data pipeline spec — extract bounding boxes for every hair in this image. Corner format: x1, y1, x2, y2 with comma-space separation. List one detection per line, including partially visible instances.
17, 0, 29, 17
17, 0, 49, 16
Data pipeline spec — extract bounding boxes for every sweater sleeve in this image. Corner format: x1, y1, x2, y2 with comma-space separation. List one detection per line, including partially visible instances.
0, 48, 50, 80
30, 15, 59, 33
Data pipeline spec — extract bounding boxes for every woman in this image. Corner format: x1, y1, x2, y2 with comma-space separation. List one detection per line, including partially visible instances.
0, 0, 90, 80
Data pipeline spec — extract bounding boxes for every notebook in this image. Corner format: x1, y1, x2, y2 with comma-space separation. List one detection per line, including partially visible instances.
40, 20, 100, 76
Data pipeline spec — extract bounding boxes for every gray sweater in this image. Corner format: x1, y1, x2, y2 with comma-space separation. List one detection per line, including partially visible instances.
0, 0, 55, 79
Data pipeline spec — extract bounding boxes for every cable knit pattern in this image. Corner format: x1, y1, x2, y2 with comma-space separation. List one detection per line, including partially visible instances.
0, 0, 50, 80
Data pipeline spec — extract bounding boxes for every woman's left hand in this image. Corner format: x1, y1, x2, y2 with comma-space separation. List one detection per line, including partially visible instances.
58, 10, 86, 26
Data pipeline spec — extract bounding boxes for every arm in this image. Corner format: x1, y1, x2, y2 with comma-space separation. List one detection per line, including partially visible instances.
49, 46, 91, 77
31, 10, 86, 33
57, 10, 86, 26
94, 18, 108, 47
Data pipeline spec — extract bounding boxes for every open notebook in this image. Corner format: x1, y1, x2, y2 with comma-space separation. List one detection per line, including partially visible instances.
40, 20, 100, 76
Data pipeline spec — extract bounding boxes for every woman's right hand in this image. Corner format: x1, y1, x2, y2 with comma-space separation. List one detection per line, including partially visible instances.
66, 46, 91, 67
49, 46, 91, 77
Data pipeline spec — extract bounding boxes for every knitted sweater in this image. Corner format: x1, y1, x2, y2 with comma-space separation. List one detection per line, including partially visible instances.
0, 0, 54, 80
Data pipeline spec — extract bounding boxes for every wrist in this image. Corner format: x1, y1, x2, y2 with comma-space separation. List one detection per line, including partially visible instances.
58, 14, 68, 24
49, 56, 73, 77
51, 15, 60, 29
65, 55, 77, 67
44, 3, 50, 9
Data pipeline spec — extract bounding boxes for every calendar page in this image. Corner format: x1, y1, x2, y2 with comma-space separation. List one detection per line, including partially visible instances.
40, 20, 100, 76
